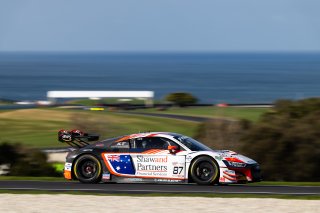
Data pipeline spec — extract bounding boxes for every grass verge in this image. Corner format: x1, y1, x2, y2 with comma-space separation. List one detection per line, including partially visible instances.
135, 106, 269, 122
0, 108, 198, 147
52, 163, 64, 173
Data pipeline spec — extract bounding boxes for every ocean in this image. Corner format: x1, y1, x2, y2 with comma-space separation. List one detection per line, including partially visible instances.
0, 52, 320, 104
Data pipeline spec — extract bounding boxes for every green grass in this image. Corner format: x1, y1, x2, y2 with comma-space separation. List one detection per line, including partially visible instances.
52, 163, 64, 173
0, 108, 198, 147
135, 106, 269, 122
67, 98, 166, 106
0, 106, 268, 148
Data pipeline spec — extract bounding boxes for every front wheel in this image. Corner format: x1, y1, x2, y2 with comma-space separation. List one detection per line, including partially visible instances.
73, 154, 102, 183
189, 156, 219, 185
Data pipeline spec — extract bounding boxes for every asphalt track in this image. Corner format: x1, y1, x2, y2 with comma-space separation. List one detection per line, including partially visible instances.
0, 181, 319, 195
118, 111, 210, 122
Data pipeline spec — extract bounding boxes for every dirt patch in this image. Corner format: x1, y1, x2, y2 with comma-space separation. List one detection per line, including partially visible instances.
0, 194, 318, 213
47, 152, 68, 163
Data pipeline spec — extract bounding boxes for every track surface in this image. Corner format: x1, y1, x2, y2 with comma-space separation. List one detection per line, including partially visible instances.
118, 111, 210, 122
0, 181, 319, 195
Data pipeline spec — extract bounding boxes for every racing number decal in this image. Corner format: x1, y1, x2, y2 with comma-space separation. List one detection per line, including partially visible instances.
170, 155, 185, 178
173, 166, 183, 174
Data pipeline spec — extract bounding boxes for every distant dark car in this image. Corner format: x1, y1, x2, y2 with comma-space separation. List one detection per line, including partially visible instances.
59, 130, 261, 185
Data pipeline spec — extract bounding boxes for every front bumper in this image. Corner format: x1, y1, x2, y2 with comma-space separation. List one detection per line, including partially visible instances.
219, 164, 262, 184
63, 162, 73, 180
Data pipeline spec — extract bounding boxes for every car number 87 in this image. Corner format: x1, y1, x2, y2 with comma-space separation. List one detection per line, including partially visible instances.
173, 166, 183, 174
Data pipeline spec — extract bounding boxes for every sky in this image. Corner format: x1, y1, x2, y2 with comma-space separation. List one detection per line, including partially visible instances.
0, 0, 320, 52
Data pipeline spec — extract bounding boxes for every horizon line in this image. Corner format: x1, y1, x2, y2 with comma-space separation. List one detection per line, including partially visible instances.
1, 50, 320, 55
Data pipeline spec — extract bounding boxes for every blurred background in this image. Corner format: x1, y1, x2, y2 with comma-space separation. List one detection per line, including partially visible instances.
0, 0, 319, 181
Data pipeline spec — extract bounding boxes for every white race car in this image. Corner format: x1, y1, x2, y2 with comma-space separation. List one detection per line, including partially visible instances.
61, 131, 261, 185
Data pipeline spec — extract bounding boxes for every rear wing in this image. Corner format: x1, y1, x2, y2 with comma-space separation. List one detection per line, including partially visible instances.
58, 129, 100, 148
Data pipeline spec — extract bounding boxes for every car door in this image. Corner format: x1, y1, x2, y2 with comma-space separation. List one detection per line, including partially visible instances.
130, 137, 187, 180
102, 139, 136, 176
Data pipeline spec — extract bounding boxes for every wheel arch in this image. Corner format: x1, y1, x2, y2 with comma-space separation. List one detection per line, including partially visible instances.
71, 152, 103, 181
187, 154, 220, 183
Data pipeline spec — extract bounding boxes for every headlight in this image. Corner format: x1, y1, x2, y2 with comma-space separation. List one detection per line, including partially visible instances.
226, 161, 247, 168
223, 157, 247, 168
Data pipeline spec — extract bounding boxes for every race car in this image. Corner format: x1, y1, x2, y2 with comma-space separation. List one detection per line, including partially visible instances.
60, 130, 261, 185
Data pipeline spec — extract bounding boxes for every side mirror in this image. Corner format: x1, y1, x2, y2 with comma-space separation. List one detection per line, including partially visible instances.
168, 145, 179, 154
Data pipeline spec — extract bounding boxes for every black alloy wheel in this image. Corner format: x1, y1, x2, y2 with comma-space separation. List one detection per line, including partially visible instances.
190, 156, 219, 185
74, 154, 102, 183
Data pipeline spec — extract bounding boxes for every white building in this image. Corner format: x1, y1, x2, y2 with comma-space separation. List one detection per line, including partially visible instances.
47, 91, 154, 106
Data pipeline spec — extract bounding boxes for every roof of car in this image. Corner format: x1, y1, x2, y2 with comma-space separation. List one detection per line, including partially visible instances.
115, 132, 183, 142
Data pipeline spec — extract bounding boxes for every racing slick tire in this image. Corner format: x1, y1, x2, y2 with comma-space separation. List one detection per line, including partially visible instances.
73, 154, 102, 183
189, 156, 219, 185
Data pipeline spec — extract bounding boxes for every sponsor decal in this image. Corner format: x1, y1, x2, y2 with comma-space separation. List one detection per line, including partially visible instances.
186, 155, 193, 162
176, 136, 188, 142
64, 163, 72, 171
116, 142, 127, 146
223, 170, 236, 176
137, 164, 167, 172
137, 155, 168, 163
126, 178, 144, 182
155, 179, 182, 183
215, 156, 223, 161
61, 134, 72, 142
135, 155, 168, 176
127, 155, 186, 179
172, 161, 180, 166
102, 173, 110, 180
219, 177, 226, 182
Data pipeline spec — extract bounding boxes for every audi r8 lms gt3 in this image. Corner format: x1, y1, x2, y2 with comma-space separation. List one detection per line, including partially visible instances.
59, 130, 261, 185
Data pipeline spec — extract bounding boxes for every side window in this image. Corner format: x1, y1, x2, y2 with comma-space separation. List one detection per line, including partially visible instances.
131, 137, 179, 150
160, 137, 184, 151
148, 137, 170, 149
130, 137, 181, 151
130, 137, 150, 149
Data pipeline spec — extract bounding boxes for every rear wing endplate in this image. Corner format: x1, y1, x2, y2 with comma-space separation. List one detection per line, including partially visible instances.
58, 129, 100, 148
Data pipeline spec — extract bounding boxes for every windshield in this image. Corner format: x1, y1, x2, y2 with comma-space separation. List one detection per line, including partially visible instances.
174, 136, 212, 151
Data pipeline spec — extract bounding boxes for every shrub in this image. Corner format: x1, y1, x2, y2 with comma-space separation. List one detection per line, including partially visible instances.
241, 98, 320, 181
165, 92, 197, 107
0, 142, 60, 177
195, 119, 250, 151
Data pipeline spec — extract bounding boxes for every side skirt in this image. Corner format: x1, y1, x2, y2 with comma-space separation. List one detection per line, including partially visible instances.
109, 175, 188, 184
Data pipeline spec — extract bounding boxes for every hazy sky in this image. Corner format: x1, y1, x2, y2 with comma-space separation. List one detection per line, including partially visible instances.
1, 0, 320, 52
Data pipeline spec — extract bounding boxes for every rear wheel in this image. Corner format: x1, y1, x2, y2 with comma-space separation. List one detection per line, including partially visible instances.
74, 154, 102, 183
190, 156, 219, 185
